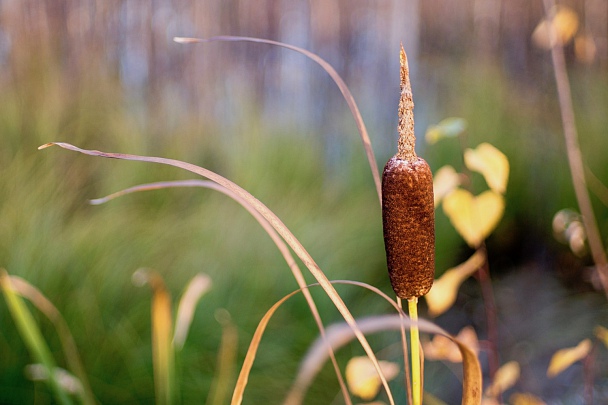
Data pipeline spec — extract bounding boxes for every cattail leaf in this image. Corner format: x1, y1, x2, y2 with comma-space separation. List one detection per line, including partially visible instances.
433, 165, 461, 207
463, 143, 509, 194
286, 281, 482, 405
425, 250, 485, 316
345, 357, 399, 401
173, 35, 382, 203
40, 143, 390, 404
547, 339, 591, 378
532, 6, 579, 49
484, 361, 520, 399
443, 189, 505, 247
425, 117, 467, 144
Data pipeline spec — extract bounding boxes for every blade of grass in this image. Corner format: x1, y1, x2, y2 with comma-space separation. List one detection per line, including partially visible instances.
133, 269, 176, 405
91, 179, 351, 404
207, 309, 238, 405
173, 35, 382, 204
8, 276, 97, 405
173, 273, 212, 350
0, 270, 74, 405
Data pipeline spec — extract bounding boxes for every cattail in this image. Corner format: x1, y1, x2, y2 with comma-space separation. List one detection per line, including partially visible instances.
382, 46, 435, 300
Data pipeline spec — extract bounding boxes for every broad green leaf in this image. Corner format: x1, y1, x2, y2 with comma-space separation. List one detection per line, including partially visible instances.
464, 143, 509, 194
426, 117, 467, 144
443, 189, 505, 247
547, 339, 591, 378
345, 357, 399, 401
485, 361, 520, 398
425, 250, 485, 316
433, 165, 461, 207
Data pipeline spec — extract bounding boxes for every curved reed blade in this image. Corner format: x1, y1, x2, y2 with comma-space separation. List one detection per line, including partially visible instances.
173, 35, 382, 203
287, 280, 482, 405
40, 143, 392, 403
90, 179, 351, 403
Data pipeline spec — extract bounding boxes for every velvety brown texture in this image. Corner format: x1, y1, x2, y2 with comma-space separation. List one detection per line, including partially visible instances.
382, 156, 435, 299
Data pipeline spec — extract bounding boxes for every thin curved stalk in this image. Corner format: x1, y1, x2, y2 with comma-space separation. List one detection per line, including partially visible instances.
174, 36, 382, 204
542, 0, 608, 295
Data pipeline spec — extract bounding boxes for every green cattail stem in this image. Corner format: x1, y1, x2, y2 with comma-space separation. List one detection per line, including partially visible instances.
408, 298, 421, 405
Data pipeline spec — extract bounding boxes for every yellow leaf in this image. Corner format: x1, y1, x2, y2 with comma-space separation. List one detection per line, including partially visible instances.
425, 250, 485, 316
575, 34, 596, 64
594, 326, 608, 349
510, 392, 547, 405
443, 189, 505, 247
485, 361, 520, 398
433, 165, 461, 207
464, 143, 509, 194
532, 6, 579, 49
547, 339, 591, 378
345, 357, 399, 401
423, 326, 479, 363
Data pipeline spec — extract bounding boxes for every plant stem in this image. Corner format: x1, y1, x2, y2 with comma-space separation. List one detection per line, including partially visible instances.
476, 245, 500, 391
397, 297, 413, 405
542, 0, 608, 295
408, 298, 421, 405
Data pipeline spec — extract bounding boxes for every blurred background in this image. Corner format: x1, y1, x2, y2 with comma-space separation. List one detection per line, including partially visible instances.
1, 0, 608, 403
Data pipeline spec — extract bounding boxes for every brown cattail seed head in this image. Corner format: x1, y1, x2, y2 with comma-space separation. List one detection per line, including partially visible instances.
382, 45, 435, 299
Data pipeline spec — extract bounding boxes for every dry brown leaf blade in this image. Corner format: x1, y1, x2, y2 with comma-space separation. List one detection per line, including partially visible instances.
40, 142, 392, 404
173, 35, 381, 203
287, 281, 482, 405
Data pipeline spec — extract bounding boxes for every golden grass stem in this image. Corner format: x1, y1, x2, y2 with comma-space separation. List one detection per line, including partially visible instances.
408, 298, 421, 405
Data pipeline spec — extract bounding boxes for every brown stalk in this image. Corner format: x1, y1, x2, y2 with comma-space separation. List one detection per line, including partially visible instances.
542, 0, 608, 295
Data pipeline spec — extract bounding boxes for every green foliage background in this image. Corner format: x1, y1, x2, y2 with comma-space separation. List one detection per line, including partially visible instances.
2, 16, 608, 405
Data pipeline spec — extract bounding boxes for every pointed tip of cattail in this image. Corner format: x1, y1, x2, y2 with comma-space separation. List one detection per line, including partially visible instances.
400, 44, 408, 92
397, 45, 416, 160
